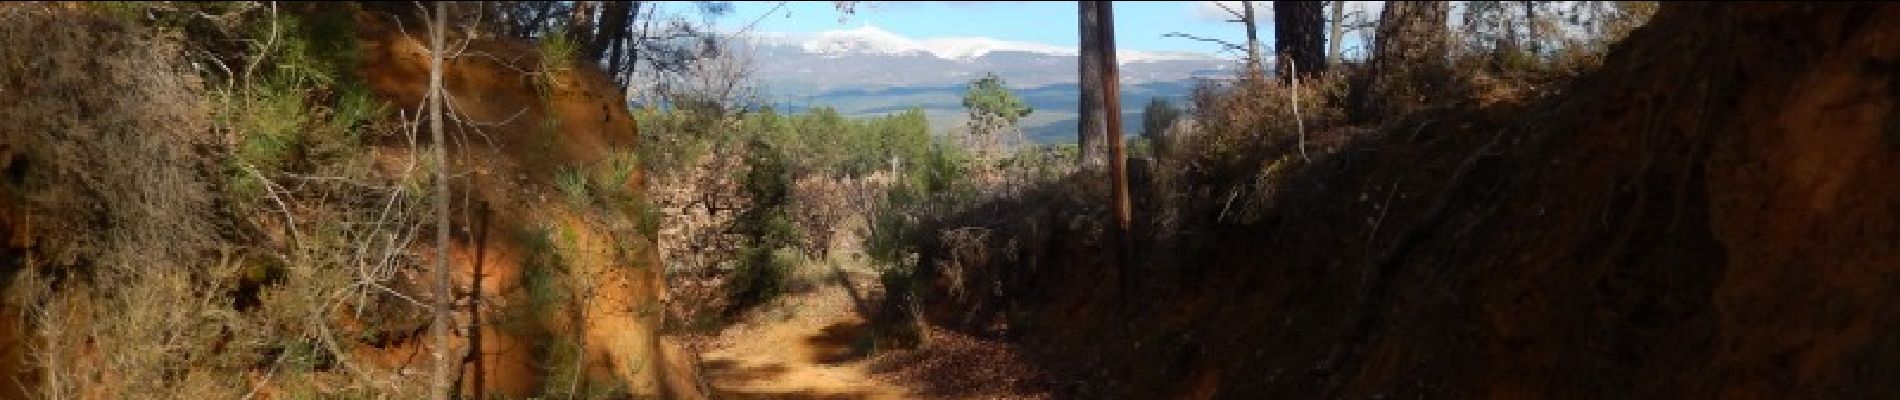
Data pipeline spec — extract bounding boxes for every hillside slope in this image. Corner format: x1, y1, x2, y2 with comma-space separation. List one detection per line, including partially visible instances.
902, 2, 1900, 398
351, 11, 692, 398
0, 5, 696, 398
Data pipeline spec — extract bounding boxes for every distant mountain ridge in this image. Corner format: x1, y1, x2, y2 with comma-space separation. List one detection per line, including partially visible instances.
745, 28, 1239, 143
776, 26, 1214, 63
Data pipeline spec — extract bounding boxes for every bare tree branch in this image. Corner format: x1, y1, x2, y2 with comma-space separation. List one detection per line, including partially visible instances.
1161, 32, 1246, 52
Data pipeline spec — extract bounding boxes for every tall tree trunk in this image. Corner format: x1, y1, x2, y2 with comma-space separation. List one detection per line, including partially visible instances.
588, 1, 632, 61
1524, 1, 1540, 55
1077, 1, 1107, 168
569, 1, 598, 47
1329, 0, 1346, 64
1089, 0, 1134, 303
1351, 0, 1450, 122
1242, 1, 1262, 76
1274, 1, 1327, 78
427, 2, 453, 400
607, 2, 643, 83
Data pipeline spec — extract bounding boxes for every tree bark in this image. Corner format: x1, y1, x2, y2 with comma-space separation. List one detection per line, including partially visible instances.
1089, 0, 1134, 303
427, 3, 453, 400
588, 1, 633, 62
1351, 0, 1450, 122
1274, 1, 1327, 78
607, 2, 643, 80
1077, 1, 1108, 168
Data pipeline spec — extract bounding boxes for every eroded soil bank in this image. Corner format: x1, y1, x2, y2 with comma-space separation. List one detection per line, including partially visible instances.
901, 3, 1900, 399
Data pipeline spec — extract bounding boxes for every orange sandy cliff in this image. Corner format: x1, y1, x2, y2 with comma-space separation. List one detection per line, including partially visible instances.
348, 11, 699, 398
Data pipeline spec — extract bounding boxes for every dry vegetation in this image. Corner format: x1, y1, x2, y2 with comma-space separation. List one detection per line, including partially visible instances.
1, 3, 680, 398
10, 1, 1900, 399
863, 2, 1900, 399
0, 3, 472, 397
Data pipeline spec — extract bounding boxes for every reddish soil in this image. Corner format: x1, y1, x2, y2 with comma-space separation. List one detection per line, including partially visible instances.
904, 3, 1900, 399
350, 10, 688, 398
694, 278, 913, 399
681, 260, 1054, 400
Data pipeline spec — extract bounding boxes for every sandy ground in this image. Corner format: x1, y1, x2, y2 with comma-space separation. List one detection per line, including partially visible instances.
693, 260, 914, 400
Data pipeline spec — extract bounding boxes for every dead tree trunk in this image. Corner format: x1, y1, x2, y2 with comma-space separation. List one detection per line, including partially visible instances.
1329, 0, 1346, 64
1242, 1, 1263, 76
427, 2, 453, 400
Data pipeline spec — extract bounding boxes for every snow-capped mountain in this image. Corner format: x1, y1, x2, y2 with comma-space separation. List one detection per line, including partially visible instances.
744, 27, 1240, 143
771, 26, 1216, 64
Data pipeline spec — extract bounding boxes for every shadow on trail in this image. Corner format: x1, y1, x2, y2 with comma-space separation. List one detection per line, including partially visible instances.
701, 360, 792, 386
709, 390, 883, 400
828, 263, 876, 320
807, 320, 874, 365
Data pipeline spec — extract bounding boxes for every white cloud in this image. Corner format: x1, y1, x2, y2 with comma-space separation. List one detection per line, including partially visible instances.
849, 1, 1011, 12
770, 25, 1218, 63
800, 25, 1074, 59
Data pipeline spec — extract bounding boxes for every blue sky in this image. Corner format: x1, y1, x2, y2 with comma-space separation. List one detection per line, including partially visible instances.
709, 1, 1379, 58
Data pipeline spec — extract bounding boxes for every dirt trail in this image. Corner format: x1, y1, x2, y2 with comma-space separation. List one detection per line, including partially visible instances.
694, 263, 913, 399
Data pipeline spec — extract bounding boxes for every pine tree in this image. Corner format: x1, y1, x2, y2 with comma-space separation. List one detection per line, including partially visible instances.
1274, 1, 1327, 78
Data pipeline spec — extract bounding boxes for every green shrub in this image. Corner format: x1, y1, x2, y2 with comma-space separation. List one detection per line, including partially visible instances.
590, 150, 640, 206
728, 245, 793, 308
535, 337, 587, 399
555, 166, 591, 208
538, 30, 579, 71
632, 193, 662, 239
222, 82, 309, 196
636, 102, 975, 314
519, 225, 571, 313
534, 30, 579, 100
217, 9, 377, 202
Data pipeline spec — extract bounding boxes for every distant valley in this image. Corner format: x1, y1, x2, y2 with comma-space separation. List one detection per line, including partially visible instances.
744, 27, 1238, 143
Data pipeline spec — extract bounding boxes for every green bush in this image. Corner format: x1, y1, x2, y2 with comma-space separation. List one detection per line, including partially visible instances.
725, 137, 800, 306
519, 225, 571, 313
637, 101, 975, 313
555, 166, 591, 208
728, 245, 793, 308
217, 9, 377, 202
538, 30, 579, 72
535, 30, 579, 101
